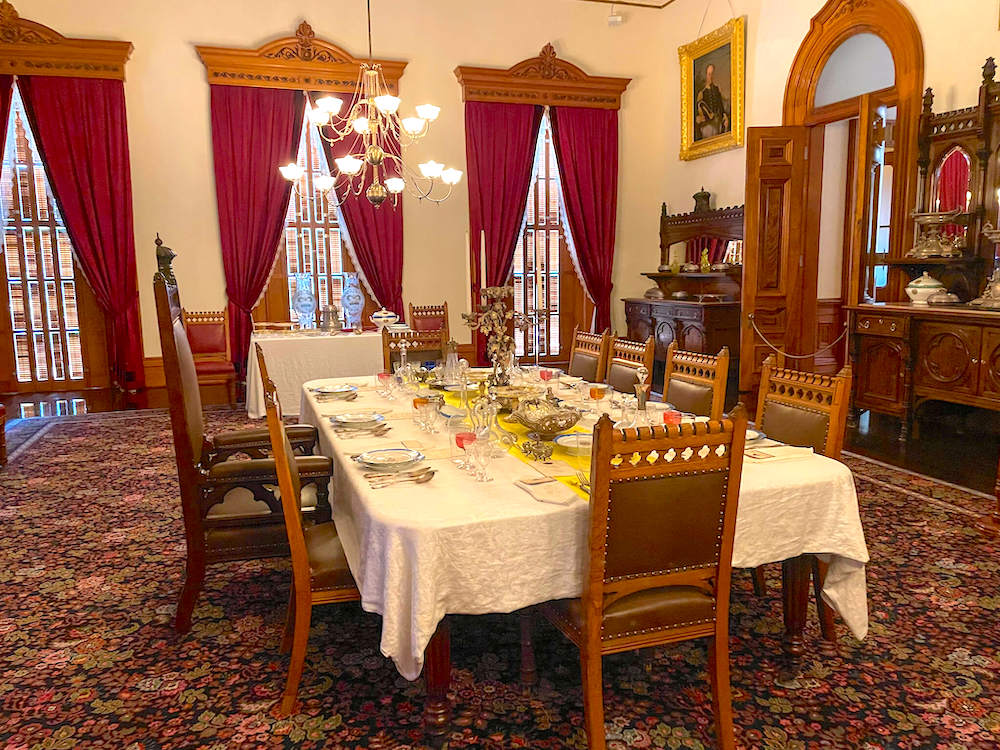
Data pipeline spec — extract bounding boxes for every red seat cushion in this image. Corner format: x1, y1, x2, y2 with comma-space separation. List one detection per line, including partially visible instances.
195, 360, 234, 376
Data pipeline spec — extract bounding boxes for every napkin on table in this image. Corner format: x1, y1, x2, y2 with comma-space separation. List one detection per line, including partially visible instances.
514, 478, 578, 505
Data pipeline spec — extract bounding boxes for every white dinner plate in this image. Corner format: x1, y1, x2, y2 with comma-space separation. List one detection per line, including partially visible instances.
314, 384, 358, 396
330, 411, 385, 428
354, 448, 424, 472
554, 433, 593, 456
746, 428, 766, 442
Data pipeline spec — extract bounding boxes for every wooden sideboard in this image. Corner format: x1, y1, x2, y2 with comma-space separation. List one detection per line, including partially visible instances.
848, 303, 1000, 439
623, 298, 739, 400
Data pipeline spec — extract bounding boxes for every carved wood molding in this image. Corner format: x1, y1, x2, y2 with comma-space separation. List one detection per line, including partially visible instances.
195, 21, 407, 94
454, 43, 630, 110
0, 0, 132, 80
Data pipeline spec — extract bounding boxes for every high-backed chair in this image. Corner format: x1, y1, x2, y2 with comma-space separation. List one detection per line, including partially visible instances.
182, 307, 236, 406
542, 409, 748, 750
567, 328, 610, 382
408, 301, 449, 339
257, 343, 361, 715
382, 328, 447, 371
662, 342, 729, 420
604, 335, 655, 393
752, 355, 853, 640
153, 236, 333, 633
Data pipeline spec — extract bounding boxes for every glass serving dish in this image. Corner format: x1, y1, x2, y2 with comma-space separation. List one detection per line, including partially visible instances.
508, 397, 581, 441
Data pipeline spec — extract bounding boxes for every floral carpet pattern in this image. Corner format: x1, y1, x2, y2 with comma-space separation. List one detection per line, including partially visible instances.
0, 409, 998, 749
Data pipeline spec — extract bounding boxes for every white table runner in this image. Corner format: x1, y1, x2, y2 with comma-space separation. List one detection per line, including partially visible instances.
300, 377, 870, 681
245, 332, 382, 418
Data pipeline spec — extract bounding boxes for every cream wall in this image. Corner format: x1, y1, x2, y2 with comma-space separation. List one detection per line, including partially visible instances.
22, 0, 1000, 360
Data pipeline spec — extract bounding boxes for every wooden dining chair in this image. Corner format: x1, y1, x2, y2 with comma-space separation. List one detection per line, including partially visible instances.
153, 236, 333, 633
408, 301, 449, 339
540, 409, 748, 750
567, 327, 611, 382
256, 343, 361, 715
751, 355, 853, 641
382, 328, 447, 371
604, 335, 655, 393
182, 307, 236, 406
662, 342, 729, 420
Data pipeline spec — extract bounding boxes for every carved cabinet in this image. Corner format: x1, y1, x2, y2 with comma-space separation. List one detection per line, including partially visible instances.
623, 298, 739, 399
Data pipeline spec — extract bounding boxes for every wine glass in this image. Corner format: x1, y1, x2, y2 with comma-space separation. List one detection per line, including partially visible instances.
469, 440, 493, 482
454, 431, 477, 470
376, 370, 393, 398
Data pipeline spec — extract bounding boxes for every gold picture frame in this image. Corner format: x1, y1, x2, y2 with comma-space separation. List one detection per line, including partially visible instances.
679, 16, 745, 160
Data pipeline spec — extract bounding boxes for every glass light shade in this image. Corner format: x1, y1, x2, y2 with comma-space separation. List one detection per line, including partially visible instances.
313, 174, 336, 192
374, 95, 401, 114
402, 117, 426, 136
418, 160, 444, 179
307, 108, 331, 126
279, 163, 305, 181
441, 168, 463, 186
415, 104, 441, 122
385, 177, 405, 194
315, 96, 343, 115
352, 117, 370, 135
335, 155, 364, 176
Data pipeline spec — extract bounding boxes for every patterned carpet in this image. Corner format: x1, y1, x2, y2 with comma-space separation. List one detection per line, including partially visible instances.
1, 408, 998, 749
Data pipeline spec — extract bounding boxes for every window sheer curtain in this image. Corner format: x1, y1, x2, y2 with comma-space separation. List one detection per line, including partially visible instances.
18, 75, 145, 393
209, 84, 304, 375
550, 106, 619, 332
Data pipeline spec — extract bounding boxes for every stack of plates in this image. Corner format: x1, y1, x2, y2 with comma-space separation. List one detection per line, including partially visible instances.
330, 411, 384, 430
354, 448, 424, 472
314, 384, 358, 399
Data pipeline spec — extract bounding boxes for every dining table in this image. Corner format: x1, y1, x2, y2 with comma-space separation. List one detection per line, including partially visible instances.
244, 330, 383, 418
299, 376, 870, 746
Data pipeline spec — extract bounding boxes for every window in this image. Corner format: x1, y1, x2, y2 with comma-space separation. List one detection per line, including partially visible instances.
512, 113, 572, 359
271, 108, 361, 325
2, 84, 85, 385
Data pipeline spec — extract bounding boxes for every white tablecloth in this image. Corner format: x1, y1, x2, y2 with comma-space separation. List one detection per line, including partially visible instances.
245, 332, 383, 418
300, 377, 870, 681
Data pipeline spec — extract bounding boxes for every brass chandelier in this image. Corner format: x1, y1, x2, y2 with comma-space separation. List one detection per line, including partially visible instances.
278, 0, 461, 207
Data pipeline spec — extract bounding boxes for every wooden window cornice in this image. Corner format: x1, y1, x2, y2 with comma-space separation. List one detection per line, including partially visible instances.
454, 43, 630, 110
195, 21, 407, 95
0, 0, 132, 81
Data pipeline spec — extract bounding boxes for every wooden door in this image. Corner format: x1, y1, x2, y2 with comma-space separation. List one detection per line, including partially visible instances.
740, 126, 823, 403
978, 328, 1000, 399
915, 322, 981, 395
854, 336, 907, 414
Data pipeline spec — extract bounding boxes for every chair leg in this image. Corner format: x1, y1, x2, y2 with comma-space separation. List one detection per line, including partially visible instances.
751, 566, 767, 596
227, 377, 235, 409
708, 633, 736, 750
280, 585, 296, 654
812, 556, 837, 642
174, 551, 205, 634
580, 651, 606, 750
280, 596, 312, 716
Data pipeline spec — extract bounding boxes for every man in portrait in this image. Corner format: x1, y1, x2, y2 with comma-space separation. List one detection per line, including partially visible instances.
695, 62, 731, 141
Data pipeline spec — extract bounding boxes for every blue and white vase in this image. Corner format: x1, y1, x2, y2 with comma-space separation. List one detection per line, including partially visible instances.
292, 273, 317, 328
342, 272, 365, 329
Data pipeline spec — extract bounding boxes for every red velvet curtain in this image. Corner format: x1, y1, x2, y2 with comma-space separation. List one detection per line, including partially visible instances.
19, 76, 145, 393
937, 151, 970, 213
550, 107, 619, 331
210, 85, 304, 374
0, 76, 12, 165
321, 129, 405, 316
465, 101, 544, 297
685, 236, 729, 264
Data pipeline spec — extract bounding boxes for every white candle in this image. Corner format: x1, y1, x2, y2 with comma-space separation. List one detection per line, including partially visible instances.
465, 229, 472, 315
479, 230, 487, 290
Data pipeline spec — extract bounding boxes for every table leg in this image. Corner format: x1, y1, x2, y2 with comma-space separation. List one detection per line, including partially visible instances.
519, 609, 538, 692
778, 555, 809, 688
423, 619, 452, 748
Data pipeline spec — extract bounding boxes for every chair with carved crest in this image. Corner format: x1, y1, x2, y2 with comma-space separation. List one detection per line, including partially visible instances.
567, 328, 610, 382
256, 343, 361, 716
153, 236, 333, 633
604, 335, 655, 393
408, 301, 449, 339
540, 409, 748, 750
182, 307, 236, 406
751, 355, 853, 641
382, 327, 447, 372
662, 342, 729, 420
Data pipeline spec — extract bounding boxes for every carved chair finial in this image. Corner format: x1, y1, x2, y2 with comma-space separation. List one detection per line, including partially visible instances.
984, 57, 996, 85
154, 234, 177, 285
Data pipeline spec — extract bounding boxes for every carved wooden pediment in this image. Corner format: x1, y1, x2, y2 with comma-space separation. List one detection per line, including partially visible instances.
454, 43, 630, 110
0, 0, 132, 80
196, 21, 407, 94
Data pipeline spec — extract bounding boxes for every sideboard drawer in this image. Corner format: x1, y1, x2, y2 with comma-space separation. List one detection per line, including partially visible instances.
855, 313, 907, 338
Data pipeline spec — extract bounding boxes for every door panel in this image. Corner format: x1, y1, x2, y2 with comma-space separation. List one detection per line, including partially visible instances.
980, 329, 1000, 398
915, 322, 980, 395
855, 336, 906, 410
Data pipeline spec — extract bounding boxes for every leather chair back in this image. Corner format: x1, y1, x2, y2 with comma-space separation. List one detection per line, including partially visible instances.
382, 328, 447, 371
755, 355, 853, 458
663, 342, 729, 420
183, 308, 230, 360
567, 328, 610, 382
586, 409, 747, 627
605, 336, 655, 393
408, 301, 449, 338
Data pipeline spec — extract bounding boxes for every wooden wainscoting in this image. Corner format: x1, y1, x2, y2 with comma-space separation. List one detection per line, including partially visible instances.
816, 298, 846, 374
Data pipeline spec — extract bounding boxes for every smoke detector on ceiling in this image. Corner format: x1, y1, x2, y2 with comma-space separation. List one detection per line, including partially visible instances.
607, 3, 624, 26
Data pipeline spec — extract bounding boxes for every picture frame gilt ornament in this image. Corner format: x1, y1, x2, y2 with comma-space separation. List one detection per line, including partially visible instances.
678, 16, 746, 160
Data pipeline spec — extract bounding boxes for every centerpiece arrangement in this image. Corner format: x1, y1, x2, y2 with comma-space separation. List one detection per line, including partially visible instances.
461, 286, 529, 387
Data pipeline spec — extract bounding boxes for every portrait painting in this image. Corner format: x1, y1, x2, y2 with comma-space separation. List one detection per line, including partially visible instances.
679, 17, 745, 160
